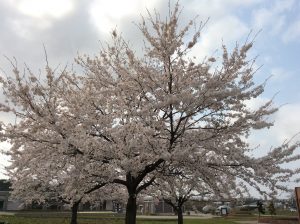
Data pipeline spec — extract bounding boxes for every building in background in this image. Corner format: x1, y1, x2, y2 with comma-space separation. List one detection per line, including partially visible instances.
139, 196, 176, 214
0, 179, 23, 211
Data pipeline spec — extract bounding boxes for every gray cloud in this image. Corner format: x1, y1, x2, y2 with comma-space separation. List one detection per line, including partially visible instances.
0, 1, 103, 72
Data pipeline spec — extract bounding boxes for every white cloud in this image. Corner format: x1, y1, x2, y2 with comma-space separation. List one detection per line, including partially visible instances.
10, 18, 51, 39
252, 0, 295, 34
88, 0, 159, 35
12, 0, 74, 19
270, 104, 300, 144
4, 0, 75, 39
245, 96, 270, 111
248, 103, 300, 153
189, 15, 249, 60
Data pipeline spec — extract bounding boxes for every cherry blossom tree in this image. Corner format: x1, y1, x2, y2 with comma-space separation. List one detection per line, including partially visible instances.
8, 141, 109, 224
0, 62, 113, 224
153, 173, 209, 224
152, 160, 243, 224
76, 3, 299, 224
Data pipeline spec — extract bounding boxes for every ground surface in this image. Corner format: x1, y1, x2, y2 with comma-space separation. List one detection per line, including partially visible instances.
0, 211, 252, 224
0, 211, 298, 224
235, 222, 258, 224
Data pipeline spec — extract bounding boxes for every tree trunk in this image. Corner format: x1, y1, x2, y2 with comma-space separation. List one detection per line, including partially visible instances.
70, 200, 81, 224
117, 170, 158, 224
125, 193, 137, 224
177, 206, 183, 224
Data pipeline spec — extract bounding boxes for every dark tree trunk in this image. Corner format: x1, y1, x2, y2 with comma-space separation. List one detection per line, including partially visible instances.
114, 166, 160, 224
164, 198, 185, 224
70, 200, 81, 224
177, 206, 183, 224
125, 193, 137, 224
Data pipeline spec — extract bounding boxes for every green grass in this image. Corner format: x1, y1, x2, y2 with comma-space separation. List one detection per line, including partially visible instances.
1, 210, 296, 224
0, 216, 245, 224
0, 212, 247, 224
1, 208, 297, 224
0, 211, 242, 224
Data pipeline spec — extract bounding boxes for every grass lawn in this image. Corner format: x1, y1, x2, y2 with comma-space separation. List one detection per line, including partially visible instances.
0, 210, 297, 224
0, 212, 253, 224
0, 216, 245, 224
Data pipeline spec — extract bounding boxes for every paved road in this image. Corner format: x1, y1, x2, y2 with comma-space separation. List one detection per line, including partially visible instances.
0, 212, 14, 216
235, 221, 258, 224
137, 214, 215, 219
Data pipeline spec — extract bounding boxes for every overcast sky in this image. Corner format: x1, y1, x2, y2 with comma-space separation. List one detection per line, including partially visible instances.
0, 0, 300, 192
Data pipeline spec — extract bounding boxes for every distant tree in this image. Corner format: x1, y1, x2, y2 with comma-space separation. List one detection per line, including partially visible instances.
8, 145, 108, 224
152, 163, 233, 224
153, 173, 210, 224
1, 63, 111, 224
257, 200, 265, 217
288, 190, 297, 208
268, 201, 276, 217
243, 197, 258, 205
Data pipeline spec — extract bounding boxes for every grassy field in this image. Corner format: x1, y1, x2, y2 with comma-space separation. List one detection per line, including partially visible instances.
0, 216, 247, 224
0, 210, 297, 224
0, 212, 253, 224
